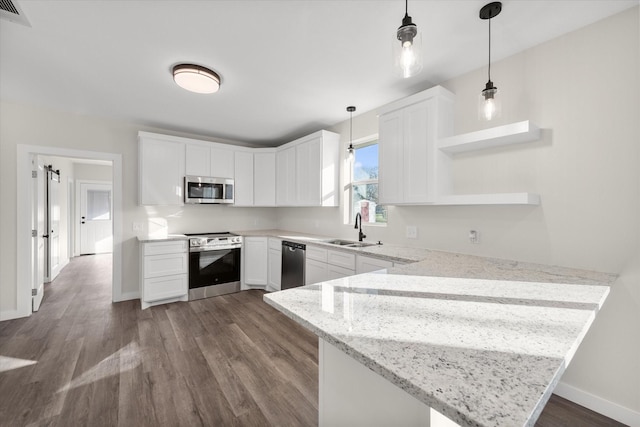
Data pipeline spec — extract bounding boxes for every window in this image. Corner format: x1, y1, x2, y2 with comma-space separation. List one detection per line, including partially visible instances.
347, 139, 387, 225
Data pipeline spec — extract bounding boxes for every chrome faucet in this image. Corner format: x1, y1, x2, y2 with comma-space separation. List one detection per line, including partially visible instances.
354, 213, 367, 242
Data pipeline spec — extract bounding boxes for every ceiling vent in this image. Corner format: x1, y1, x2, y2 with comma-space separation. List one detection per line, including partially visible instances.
0, 0, 31, 27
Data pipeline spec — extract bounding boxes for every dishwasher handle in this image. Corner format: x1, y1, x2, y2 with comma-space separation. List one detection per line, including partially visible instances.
282, 241, 306, 251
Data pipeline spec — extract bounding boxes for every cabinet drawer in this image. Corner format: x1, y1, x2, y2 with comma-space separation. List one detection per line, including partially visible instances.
144, 253, 188, 278
269, 238, 282, 251
327, 264, 355, 280
307, 245, 328, 262
143, 240, 187, 256
143, 274, 187, 303
327, 250, 356, 270
356, 255, 394, 274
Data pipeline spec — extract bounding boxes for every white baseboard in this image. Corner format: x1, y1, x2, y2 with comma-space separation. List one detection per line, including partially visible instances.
0, 310, 25, 322
115, 291, 140, 302
554, 381, 639, 426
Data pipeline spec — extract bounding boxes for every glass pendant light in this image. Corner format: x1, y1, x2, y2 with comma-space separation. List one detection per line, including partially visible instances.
394, 0, 422, 79
478, 2, 502, 121
346, 106, 356, 161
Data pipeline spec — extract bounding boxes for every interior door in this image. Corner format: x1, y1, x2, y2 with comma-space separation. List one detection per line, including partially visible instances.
47, 169, 61, 281
32, 158, 45, 311
80, 183, 113, 254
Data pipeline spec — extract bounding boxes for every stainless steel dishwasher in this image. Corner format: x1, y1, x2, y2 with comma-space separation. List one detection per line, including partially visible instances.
281, 241, 306, 290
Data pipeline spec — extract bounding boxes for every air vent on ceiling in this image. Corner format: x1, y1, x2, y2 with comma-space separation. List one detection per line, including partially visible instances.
0, 0, 31, 27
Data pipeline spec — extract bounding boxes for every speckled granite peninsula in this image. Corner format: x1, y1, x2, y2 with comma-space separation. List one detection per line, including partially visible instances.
263, 249, 614, 427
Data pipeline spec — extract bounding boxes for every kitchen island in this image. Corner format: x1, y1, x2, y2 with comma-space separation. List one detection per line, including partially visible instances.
264, 252, 614, 427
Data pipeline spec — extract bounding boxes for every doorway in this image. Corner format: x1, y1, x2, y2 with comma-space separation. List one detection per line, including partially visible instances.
78, 181, 113, 255
17, 144, 123, 319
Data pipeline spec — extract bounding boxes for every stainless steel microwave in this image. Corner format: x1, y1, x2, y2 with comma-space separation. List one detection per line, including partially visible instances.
184, 176, 234, 204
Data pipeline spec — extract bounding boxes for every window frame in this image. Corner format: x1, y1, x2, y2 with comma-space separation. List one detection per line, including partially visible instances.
345, 135, 387, 227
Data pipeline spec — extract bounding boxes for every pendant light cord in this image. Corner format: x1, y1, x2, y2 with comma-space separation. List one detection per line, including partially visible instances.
350, 110, 353, 145
405, 0, 408, 16
488, 18, 492, 81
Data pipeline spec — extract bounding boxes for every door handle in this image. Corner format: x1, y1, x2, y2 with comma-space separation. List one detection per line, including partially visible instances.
42, 234, 49, 238
81, 221, 85, 224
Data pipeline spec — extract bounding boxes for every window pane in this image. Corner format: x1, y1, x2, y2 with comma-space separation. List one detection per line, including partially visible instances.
87, 190, 111, 220
352, 183, 387, 224
353, 144, 378, 181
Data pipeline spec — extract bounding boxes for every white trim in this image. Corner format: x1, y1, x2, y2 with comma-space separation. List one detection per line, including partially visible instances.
119, 291, 140, 302
0, 310, 21, 321
554, 381, 640, 426
15, 144, 124, 321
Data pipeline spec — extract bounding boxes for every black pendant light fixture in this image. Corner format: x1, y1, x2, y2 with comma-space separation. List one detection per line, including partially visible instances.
394, 0, 422, 78
347, 106, 356, 160
479, 2, 502, 121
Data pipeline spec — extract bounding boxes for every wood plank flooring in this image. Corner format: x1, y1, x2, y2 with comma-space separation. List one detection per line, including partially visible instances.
0, 254, 627, 426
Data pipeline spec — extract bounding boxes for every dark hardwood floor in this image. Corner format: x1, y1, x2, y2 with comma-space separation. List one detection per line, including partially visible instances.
0, 255, 626, 426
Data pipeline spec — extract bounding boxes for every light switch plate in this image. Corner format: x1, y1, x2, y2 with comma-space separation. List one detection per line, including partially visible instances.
132, 222, 143, 231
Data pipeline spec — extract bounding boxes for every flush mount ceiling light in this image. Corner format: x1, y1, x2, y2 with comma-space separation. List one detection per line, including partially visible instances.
346, 106, 356, 161
394, 0, 423, 79
172, 64, 220, 94
479, 2, 502, 121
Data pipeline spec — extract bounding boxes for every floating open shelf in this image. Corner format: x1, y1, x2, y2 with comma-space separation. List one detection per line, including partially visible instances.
438, 120, 541, 154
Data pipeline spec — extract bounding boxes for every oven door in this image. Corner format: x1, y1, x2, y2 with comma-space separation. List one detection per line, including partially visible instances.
189, 247, 241, 291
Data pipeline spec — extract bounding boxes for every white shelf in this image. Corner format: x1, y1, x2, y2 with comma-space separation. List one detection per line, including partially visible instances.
438, 120, 541, 154
435, 193, 540, 206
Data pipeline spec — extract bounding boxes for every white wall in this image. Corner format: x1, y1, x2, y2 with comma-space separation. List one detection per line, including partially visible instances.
277, 7, 640, 420
74, 163, 112, 182
0, 103, 279, 314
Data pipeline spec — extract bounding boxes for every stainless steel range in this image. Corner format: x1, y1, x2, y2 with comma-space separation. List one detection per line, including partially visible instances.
185, 232, 243, 300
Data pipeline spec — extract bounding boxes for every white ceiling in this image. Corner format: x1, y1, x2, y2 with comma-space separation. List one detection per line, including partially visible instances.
1, 1, 636, 146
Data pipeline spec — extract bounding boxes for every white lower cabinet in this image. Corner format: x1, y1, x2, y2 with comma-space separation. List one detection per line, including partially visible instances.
243, 237, 268, 288
306, 258, 329, 285
139, 240, 188, 309
356, 255, 394, 274
306, 247, 356, 284
267, 238, 282, 291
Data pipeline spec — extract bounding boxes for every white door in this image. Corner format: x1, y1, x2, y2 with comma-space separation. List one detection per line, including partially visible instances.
80, 183, 113, 254
47, 169, 61, 281
31, 158, 45, 311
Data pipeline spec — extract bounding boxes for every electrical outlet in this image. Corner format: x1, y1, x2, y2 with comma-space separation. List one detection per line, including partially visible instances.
406, 226, 418, 239
469, 230, 479, 244
132, 222, 143, 232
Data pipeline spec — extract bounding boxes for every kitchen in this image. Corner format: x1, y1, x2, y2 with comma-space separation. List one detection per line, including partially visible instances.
1, 1, 638, 426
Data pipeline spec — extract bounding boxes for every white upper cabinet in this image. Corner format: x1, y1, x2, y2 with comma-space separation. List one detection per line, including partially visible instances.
254, 150, 276, 206
185, 143, 210, 177
378, 86, 454, 205
276, 130, 340, 207
234, 150, 254, 206
210, 147, 235, 179
139, 132, 186, 206
276, 146, 296, 206
185, 142, 235, 178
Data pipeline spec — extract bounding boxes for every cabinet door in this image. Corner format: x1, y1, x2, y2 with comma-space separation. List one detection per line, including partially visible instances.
403, 100, 431, 203
306, 258, 328, 285
327, 264, 355, 280
378, 111, 404, 205
143, 253, 188, 278
211, 147, 235, 179
268, 247, 282, 291
296, 137, 322, 206
356, 255, 393, 274
185, 144, 211, 176
139, 137, 185, 205
254, 152, 276, 206
276, 147, 296, 206
244, 237, 268, 285
234, 151, 254, 206
143, 274, 187, 303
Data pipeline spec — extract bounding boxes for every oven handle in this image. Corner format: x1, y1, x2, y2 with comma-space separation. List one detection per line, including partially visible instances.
189, 245, 242, 253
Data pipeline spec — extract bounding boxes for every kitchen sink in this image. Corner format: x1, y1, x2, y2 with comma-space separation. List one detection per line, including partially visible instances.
324, 239, 376, 248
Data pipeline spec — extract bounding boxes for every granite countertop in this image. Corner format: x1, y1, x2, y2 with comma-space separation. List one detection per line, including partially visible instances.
233, 229, 432, 263
136, 234, 188, 243
263, 248, 615, 427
